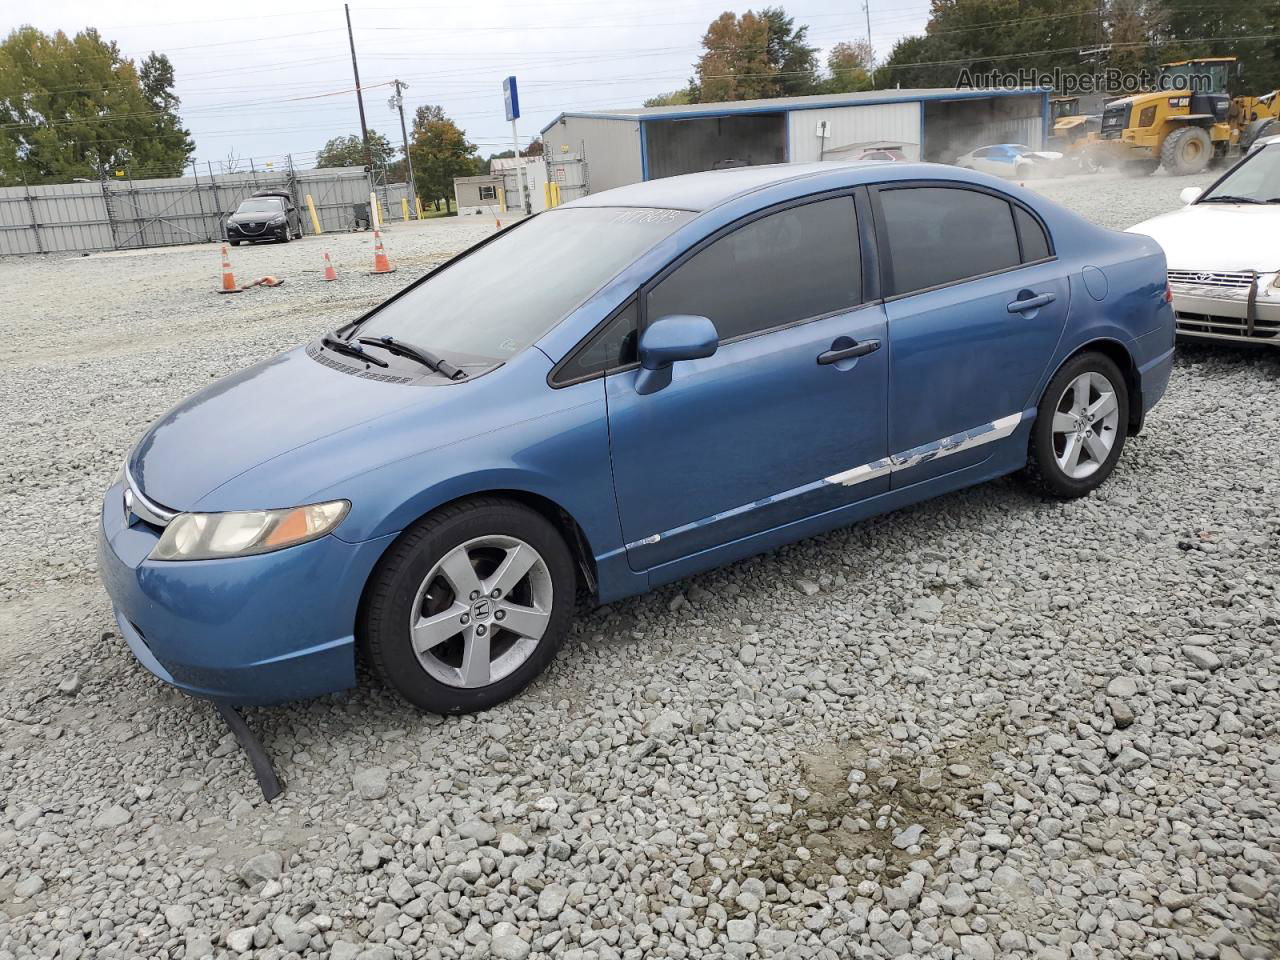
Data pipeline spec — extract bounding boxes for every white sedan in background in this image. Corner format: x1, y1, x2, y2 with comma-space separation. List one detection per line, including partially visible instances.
1128, 137, 1280, 345
954, 143, 1065, 179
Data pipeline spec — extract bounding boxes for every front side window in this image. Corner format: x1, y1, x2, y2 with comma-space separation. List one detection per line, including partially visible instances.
880, 186, 1022, 295
357, 206, 691, 363
646, 197, 861, 343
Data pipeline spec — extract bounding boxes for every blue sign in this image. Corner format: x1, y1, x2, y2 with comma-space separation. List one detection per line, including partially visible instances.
503, 76, 520, 122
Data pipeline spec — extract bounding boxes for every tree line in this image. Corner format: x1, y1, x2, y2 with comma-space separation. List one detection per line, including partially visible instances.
0, 26, 192, 186
650, 0, 1280, 105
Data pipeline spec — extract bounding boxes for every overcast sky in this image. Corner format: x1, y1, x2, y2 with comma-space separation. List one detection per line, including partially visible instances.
9, 1, 931, 170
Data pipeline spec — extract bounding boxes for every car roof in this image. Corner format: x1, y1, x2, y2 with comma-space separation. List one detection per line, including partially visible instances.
565, 161, 912, 213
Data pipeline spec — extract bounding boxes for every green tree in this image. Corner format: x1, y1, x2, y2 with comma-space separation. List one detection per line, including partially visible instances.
644, 88, 696, 107
694, 7, 818, 102
408, 105, 479, 212
1160, 0, 1280, 93
0, 26, 192, 185
823, 40, 875, 93
315, 130, 395, 169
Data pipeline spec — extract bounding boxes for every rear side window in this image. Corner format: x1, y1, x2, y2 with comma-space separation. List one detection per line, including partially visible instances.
879, 187, 1021, 295
1015, 206, 1051, 262
647, 196, 860, 343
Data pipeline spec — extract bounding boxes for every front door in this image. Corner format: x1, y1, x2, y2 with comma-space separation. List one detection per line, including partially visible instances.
873, 183, 1071, 487
605, 195, 890, 571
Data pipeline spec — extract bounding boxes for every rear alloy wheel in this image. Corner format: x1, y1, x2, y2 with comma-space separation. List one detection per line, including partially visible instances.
1026, 352, 1129, 498
362, 498, 576, 714
1161, 126, 1213, 175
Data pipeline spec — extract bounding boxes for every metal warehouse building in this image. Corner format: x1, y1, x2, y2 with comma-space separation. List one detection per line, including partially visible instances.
540, 88, 1049, 194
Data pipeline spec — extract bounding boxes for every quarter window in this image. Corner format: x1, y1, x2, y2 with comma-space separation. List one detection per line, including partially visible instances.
879, 187, 1022, 295
646, 196, 861, 343
1015, 206, 1051, 262
556, 301, 638, 383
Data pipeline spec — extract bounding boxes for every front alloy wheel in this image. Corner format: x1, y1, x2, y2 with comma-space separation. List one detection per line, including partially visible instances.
410, 535, 553, 689
362, 497, 575, 714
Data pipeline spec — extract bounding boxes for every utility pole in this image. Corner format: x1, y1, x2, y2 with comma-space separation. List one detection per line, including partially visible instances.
865, 0, 875, 71
390, 79, 416, 217
345, 3, 371, 168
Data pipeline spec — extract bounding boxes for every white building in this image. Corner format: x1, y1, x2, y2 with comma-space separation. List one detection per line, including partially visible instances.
539, 88, 1050, 195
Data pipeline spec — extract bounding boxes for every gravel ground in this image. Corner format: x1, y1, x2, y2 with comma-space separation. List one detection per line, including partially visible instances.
1, 173, 1277, 960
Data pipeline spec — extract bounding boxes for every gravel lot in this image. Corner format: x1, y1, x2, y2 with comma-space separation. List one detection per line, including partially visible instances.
1, 171, 1277, 960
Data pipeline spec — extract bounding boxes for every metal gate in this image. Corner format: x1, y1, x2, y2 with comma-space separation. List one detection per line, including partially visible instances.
546, 155, 590, 203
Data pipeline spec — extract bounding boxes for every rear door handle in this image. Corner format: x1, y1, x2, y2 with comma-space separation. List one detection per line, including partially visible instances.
1007, 292, 1056, 313
817, 338, 881, 365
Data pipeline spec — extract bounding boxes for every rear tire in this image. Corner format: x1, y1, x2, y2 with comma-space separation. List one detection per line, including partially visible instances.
1025, 352, 1129, 499
1161, 126, 1212, 175
361, 497, 576, 714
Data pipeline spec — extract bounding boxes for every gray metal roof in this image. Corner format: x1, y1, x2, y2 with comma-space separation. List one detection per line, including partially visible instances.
541, 87, 1045, 134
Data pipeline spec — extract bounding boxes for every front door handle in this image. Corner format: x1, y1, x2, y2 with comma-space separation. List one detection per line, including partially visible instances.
818, 338, 881, 365
1007, 292, 1056, 313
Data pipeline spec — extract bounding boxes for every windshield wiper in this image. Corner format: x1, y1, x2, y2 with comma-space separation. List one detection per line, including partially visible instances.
356, 336, 467, 380
1199, 194, 1265, 204
321, 335, 388, 367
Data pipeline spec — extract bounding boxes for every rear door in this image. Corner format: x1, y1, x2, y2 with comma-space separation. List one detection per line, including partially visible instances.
601, 193, 890, 571
872, 182, 1070, 487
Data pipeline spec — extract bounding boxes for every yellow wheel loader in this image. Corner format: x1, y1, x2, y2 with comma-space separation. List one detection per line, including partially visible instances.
1084, 57, 1280, 175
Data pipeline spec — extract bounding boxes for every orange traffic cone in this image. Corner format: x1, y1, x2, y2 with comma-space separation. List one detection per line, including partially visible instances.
218, 244, 240, 294
370, 230, 395, 274
322, 251, 338, 281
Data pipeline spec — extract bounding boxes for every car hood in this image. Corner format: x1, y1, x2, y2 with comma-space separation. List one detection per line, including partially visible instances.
1024, 151, 1064, 161
1127, 204, 1280, 272
129, 345, 456, 510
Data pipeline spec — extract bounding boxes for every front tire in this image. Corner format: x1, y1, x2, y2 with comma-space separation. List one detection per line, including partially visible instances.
361, 498, 576, 714
1025, 352, 1129, 499
1161, 126, 1212, 175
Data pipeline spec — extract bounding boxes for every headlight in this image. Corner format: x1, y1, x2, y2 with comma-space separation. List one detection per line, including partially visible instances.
269, 215, 287, 225
151, 500, 349, 561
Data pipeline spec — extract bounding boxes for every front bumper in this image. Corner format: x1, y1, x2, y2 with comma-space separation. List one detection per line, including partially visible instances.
1171, 276, 1280, 345
97, 479, 395, 705
226, 222, 288, 242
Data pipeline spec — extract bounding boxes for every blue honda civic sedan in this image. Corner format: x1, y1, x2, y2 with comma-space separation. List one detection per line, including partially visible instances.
99, 162, 1175, 714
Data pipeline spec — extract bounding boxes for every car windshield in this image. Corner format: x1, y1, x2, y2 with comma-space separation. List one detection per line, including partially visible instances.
355, 206, 692, 363
236, 198, 284, 213
1200, 144, 1280, 202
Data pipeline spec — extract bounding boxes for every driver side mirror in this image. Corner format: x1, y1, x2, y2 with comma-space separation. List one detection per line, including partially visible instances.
635, 314, 719, 395
1180, 186, 1202, 205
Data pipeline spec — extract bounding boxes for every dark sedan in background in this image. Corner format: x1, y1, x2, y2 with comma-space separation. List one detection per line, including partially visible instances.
225, 190, 303, 245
